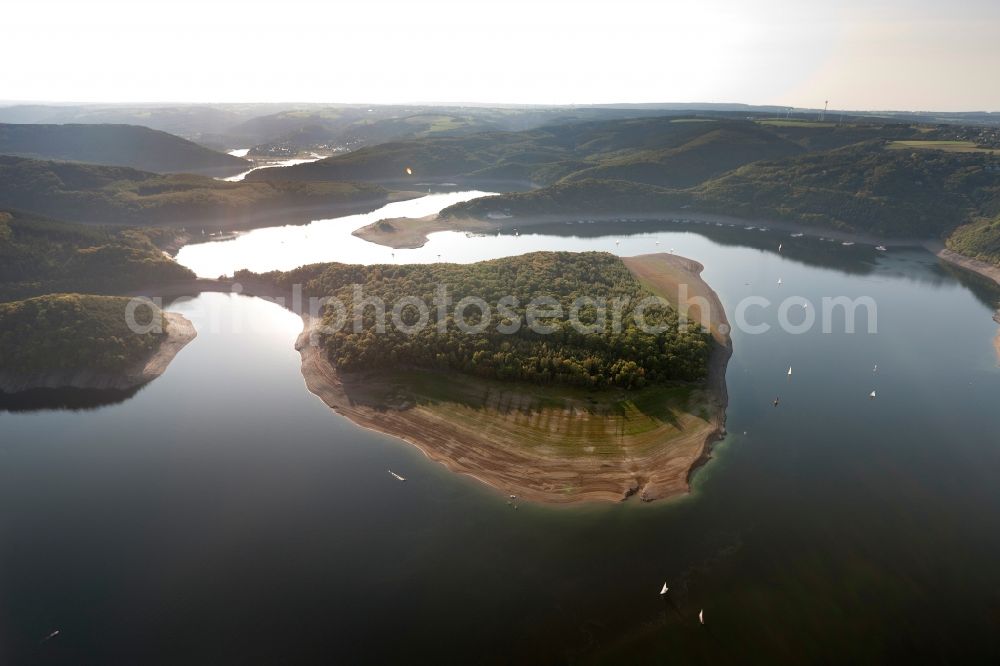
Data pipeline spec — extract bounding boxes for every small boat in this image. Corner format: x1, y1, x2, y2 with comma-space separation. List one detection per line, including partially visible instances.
42, 630, 60, 643
699, 610, 705, 625
660, 582, 669, 595
655, 240, 660, 245
778, 243, 783, 252
869, 390, 876, 400
791, 232, 804, 238
773, 396, 780, 407
777, 278, 783, 286
842, 241, 855, 246
615, 239, 620, 245
388, 469, 406, 481
873, 364, 878, 373
787, 366, 792, 377
876, 245, 887, 252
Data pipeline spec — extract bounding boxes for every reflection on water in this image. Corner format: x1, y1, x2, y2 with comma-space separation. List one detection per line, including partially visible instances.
221, 155, 324, 182
175, 191, 498, 275
3, 196, 1000, 663
0, 386, 143, 413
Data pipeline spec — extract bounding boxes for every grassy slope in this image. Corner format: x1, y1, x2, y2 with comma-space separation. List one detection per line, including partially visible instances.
248, 116, 893, 187
887, 140, 1000, 155
0, 294, 166, 374
690, 142, 1000, 236
0, 123, 248, 174
357, 369, 711, 458
0, 210, 194, 302
245, 115, 1000, 255
0, 155, 394, 228
442, 142, 1000, 245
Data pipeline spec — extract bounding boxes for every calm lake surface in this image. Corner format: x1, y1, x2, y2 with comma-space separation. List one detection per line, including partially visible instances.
3, 192, 1000, 663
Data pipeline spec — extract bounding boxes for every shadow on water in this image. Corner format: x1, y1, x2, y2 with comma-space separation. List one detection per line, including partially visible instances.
936, 261, 1000, 311
0, 385, 144, 413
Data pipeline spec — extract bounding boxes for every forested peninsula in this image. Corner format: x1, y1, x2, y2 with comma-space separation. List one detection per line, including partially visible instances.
237, 251, 731, 503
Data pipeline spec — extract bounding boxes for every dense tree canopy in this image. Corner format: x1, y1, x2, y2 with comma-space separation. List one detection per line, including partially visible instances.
0, 294, 165, 373
242, 252, 711, 389
442, 142, 1000, 263
0, 210, 194, 302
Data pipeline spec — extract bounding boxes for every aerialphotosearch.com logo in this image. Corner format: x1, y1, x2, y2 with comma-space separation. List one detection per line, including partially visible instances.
124, 283, 878, 339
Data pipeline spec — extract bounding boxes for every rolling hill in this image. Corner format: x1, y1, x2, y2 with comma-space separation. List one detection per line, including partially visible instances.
441, 141, 1000, 249
0, 123, 249, 175
0, 209, 193, 302
0, 155, 404, 230
247, 116, 923, 190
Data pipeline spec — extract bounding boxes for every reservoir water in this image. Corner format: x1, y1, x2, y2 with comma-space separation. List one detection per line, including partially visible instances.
3, 193, 1000, 663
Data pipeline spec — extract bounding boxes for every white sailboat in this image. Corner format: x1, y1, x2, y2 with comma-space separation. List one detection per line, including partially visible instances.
869, 390, 877, 400
660, 582, 669, 595
699, 610, 705, 625
777, 278, 783, 286
787, 366, 792, 377
873, 364, 878, 373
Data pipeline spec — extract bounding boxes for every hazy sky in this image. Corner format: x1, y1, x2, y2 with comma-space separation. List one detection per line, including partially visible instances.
4, 0, 998, 111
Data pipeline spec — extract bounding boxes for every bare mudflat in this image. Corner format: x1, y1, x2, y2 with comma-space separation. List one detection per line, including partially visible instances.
295, 253, 731, 503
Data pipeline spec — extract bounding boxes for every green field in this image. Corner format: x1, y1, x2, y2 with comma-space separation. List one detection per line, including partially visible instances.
887, 140, 998, 154
361, 369, 711, 457
756, 118, 837, 127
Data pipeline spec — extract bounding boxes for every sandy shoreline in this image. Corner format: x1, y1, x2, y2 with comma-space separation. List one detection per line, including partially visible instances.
286, 253, 731, 504
925, 242, 1000, 288
0, 312, 197, 393
353, 213, 494, 248
924, 242, 1000, 364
